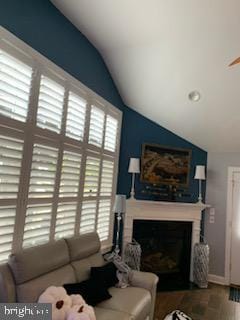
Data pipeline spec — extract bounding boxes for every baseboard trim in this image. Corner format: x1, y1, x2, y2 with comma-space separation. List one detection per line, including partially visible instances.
208, 274, 227, 286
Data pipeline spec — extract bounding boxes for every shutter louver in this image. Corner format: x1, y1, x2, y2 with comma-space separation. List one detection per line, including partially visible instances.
0, 206, 16, 262
55, 202, 77, 239
28, 143, 58, 198
80, 200, 96, 234
0, 135, 23, 199
88, 106, 105, 147
104, 115, 118, 152
59, 150, 81, 197
83, 156, 100, 197
66, 92, 86, 141
23, 204, 52, 248
100, 160, 114, 197
37, 76, 64, 133
97, 200, 111, 241
0, 50, 32, 122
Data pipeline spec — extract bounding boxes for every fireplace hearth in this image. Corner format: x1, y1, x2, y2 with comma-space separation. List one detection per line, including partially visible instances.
133, 219, 192, 291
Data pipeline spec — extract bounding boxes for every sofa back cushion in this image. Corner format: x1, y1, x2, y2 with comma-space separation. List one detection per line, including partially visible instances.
65, 233, 101, 261
8, 239, 70, 285
66, 233, 105, 282
72, 253, 105, 282
16, 265, 76, 302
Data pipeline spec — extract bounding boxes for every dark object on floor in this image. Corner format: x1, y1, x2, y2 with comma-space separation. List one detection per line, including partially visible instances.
229, 286, 240, 302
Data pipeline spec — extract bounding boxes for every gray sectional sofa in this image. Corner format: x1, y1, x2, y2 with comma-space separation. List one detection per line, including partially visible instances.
0, 232, 158, 320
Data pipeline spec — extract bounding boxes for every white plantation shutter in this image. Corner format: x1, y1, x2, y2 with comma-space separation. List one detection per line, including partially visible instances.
97, 200, 111, 241
100, 159, 114, 196
104, 115, 118, 152
80, 200, 97, 234
59, 150, 81, 197
0, 206, 16, 262
84, 156, 100, 197
0, 50, 32, 122
55, 202, 77, 239
23, 204, 52, 248
37, 76, 65, 133
88, 106, 105, 147
0, 28, 121, 261
66, 92, 86, 141
28, 143, 58, 198
0, 135, 23, 199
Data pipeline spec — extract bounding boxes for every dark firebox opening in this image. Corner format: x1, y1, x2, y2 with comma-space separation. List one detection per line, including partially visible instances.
133, 219, 192, 291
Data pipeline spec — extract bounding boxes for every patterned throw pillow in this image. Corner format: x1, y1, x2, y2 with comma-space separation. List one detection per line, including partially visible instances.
164, 310, 192, 320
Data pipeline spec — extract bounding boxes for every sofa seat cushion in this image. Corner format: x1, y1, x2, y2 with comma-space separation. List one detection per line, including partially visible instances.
94, 307, 132, 320
97, 286, 151, 320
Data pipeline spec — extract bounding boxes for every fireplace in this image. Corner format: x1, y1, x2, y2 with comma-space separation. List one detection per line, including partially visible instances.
133, 219, 192, 290
123, 199, 209, 286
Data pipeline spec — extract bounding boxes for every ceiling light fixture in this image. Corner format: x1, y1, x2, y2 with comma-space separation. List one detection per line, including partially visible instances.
188, 91, 201, 102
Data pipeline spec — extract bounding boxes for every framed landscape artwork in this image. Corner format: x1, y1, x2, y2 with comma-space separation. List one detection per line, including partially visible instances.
141, 143, 192, 187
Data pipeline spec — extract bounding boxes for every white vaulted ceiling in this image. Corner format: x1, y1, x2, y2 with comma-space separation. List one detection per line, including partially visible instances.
51, 0, 240, 152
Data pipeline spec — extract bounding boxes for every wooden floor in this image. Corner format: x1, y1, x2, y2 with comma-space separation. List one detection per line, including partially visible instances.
154, 283, 240, 320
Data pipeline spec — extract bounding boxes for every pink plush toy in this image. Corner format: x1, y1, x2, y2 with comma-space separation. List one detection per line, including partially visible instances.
67, 305, 96, 320
67, 295, 96, 320
38, 286, 72, 320
70, 294, 86, 307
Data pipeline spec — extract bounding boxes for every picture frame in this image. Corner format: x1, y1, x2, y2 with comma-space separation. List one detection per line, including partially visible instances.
140, 143, 192, 187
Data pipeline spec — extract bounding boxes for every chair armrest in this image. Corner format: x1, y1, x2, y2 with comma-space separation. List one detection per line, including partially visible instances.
130, 270, 158, 295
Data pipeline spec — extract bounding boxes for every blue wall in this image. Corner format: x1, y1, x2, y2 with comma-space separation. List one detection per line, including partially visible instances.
119, 106, 207, 202
0, 0, 207, 203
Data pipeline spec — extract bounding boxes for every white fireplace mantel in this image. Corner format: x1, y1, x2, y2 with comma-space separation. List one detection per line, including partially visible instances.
123, 199, 210, 281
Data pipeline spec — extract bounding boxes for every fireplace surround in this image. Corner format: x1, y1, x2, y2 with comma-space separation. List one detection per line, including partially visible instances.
123, 199, 209, 283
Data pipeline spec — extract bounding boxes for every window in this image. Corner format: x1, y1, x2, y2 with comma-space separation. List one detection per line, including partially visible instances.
55, 202, 78, 239
0, 27, 121, 262
37, 76, 65, 133
88, 106, 105, 147
59, 150, 82, 198
65, 92, 87, 141
0, 49, 32, 122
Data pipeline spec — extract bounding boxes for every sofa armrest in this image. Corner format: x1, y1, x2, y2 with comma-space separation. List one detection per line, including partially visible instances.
0, 263, 16, 302
130, 270, 158, 294
130, 271, 158, 320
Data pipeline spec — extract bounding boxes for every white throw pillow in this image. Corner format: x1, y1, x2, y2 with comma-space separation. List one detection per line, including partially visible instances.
164, 310, 192, 320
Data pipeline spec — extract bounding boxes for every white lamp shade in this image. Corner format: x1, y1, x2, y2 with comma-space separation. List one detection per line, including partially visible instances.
113, 194, 126, 213
128, 158, 140, 173
194, 165, 206, 180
